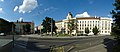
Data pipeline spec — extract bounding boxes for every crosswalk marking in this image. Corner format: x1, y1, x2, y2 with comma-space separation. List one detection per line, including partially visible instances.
14, 37, 28, 48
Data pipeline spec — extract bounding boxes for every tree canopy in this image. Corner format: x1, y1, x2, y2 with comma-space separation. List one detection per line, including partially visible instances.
85, 27, 90, 35
67, 12, 77, 36
92, 26, 99, 35
41, 17, 57, 34
25, 24, 31, 33
0, 18, 14, 33
111, 0, 120, 40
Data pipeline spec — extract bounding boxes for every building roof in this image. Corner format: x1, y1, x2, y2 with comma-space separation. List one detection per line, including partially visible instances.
14, 22, 34, 24
76, 17, 100, 20
55, 20, 62, 23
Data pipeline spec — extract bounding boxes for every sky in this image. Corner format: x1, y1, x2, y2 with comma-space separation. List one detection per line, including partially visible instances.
0, 0, 114, 26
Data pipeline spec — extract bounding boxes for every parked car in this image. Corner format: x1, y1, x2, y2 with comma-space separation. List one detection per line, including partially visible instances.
0, 33, 5, 36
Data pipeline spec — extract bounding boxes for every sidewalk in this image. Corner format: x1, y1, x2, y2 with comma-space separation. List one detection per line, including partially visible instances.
77, 44, 107, 52
75, 39, 115, 52
20, 34, 109, 39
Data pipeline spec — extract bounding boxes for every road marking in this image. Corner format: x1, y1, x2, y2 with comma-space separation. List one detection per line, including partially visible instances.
14, 37, 28, 48
37, 45, 46, 47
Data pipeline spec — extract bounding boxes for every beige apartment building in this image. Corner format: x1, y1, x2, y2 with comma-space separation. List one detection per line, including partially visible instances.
55, 12, 113, 35
14, 20, 34, 34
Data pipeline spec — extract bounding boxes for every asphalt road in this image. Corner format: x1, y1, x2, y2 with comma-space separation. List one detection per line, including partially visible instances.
13, 35, 114, 52
0, 35, 21, 40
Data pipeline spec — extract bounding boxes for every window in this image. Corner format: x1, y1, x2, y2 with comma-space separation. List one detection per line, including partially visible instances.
82, 24, 84, 26
102, 28, 103, 30
82, 21, 84, 23
98, 24, 99, 26
108, 31, 110, 33
90, 28, 91, 29
105, 31, 107, 33
102, 21, 104, 23
105, 21, 107, 23
82, 28, 83, 29
90, 21, 91, 23
96, 21, 97, 23
80, 21, 81, 23
80, 24, 81, 26
105, 24, 107, 26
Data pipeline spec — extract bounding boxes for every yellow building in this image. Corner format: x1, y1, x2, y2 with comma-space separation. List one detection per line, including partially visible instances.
55, 12, 113, 36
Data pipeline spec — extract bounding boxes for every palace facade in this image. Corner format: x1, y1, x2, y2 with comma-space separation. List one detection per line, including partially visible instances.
55, 12, 113, 36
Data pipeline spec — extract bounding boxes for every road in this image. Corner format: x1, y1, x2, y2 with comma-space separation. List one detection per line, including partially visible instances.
12, 35, 114, 52
0, 35, 21, 39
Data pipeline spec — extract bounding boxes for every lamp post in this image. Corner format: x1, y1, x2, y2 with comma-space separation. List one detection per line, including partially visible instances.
12, 23, 14, 48
51, 18, 53, 36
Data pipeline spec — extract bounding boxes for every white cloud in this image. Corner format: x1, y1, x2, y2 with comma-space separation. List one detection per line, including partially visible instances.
75, 12, 90, 17
0, 0, 4, 2
0, 8, 4, 13
19, 17, 23, 21
14, 0, 38, 13
107, 14, 112, 17
14, 6, 18, 12
44, 7, 57, 11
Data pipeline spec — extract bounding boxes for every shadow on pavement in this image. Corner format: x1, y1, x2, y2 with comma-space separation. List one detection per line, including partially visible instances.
26, 41, 50, 52
103, 38, 116, 52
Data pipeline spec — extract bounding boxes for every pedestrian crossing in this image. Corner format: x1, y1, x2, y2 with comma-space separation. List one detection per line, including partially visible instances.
14, 37, 28, 48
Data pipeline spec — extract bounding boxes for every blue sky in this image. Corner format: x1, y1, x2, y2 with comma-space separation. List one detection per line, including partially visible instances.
0, 0, 114, 26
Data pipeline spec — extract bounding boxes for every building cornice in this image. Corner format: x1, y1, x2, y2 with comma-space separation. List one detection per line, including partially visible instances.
76, 17, 100, 20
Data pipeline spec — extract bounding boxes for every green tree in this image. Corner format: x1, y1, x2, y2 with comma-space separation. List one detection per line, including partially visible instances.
92, 26, 99, 35
67, 12, 77, 36
25, 24, 31, 33
111, 0, 120, 40
85, 27, 90, 35
0, 18, 14, 34
22, 25, 26, 33
41, 17, 57, 35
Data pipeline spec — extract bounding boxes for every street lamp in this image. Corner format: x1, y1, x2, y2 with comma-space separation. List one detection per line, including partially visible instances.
51, 18, 53, 36
12, 23, 14, 48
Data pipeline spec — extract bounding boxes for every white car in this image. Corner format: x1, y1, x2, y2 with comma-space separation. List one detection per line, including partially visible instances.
0, 33, 5, 36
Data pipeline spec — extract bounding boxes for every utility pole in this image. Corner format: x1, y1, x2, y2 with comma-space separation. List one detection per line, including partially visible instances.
51, 18, 53, 36
12, 23, 14, 48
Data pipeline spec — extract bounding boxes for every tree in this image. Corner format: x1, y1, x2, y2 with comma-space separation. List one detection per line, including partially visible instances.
41, 17, 57, 35
111, 0, 120, 40
0, 18, 15, 34
92, 26, 99, 35
67, 12, 77, 36
85, 27, 90, 35
22, 25, 26, 33
25, 24, 31, 33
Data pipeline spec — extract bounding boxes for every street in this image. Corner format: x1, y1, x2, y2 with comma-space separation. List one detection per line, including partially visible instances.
11, 35, 114, 52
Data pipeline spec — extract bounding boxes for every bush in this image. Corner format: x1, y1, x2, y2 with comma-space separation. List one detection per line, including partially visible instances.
113, 44, 120, 52
57, 34, 70, 36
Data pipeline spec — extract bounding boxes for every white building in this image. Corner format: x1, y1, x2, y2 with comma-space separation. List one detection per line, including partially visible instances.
55, 12, 113, 36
